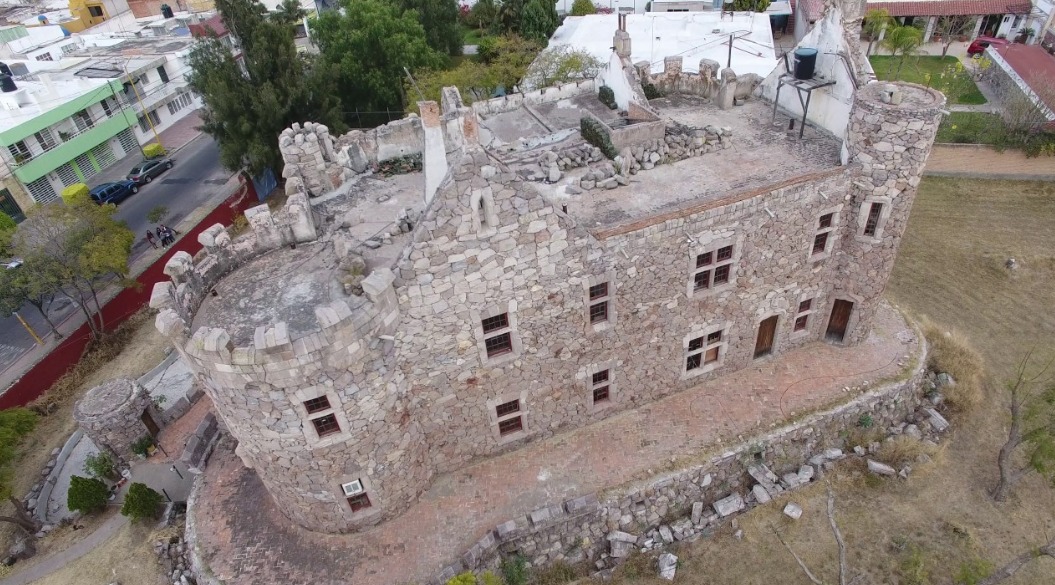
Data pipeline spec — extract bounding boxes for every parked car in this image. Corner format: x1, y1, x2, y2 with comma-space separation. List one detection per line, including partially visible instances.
126, 157, 174, 184
968, 36, 1009, 57
89, 180, 139, 205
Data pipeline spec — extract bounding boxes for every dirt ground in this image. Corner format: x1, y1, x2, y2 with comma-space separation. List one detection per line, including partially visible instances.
0, 312, 171, 579
25, 521, 172, 585
609, 177, 1055, 585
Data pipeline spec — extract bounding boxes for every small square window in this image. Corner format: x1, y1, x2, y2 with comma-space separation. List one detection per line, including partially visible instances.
590, 301, 608, 323
686, 353, 702, 371
794, 315, 809, 331
347, 493, 371, 512
482, 313, 509, 334
713, 264, 730, 285
693, 270, 711, 291
819, 213, 833, 229
864, 203, 883, 237
704, 346, 720, 364
707, 330, 722, 344
592, 385, 610, 403
592, 369, 610, 385
303, 396, 331, 414
485, 332, 512, 358
695, 252, 713, 268
311, 413, 341, 437
589, 282, 608, 300
496, 399, 520, 417
716, 246, 733, 261
812, 232, 829, 254
799, 299, 812, 312
688, 336, 704, 352
498, 416, 523, 436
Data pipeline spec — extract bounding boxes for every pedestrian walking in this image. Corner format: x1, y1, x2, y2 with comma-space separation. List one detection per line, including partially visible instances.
157, 226, 169, 248
145, 230, 158, 249
159, 223, 180, 236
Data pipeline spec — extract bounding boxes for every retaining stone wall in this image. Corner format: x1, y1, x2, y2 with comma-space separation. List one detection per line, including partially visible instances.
433, 350, 928, 583
471, 80, 598, 117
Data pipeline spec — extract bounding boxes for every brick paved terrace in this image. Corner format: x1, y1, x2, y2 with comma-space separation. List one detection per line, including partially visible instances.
190, 302, 919, 585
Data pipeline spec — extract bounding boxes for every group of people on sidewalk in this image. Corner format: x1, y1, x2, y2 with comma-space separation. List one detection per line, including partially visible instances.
144, 224, 180, 249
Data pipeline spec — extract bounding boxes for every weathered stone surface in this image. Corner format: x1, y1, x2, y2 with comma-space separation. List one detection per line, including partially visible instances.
658, 552, 678, 580
925, 408, 949, 432
867, 459, 897, 476
752, 484, 772, 504
783, 502, 803, 520
713, 494, 744, 517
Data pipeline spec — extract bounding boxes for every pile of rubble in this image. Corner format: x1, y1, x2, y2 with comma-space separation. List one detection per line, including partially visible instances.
153, 534, 197, 585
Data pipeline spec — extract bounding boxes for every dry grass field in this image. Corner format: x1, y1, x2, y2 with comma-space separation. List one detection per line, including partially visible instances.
606, 177, 1055, 585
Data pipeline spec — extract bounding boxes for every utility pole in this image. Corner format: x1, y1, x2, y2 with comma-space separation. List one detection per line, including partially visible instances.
14, 311, 44, 346
110, 80, 147, 157
122, 60, 165, 153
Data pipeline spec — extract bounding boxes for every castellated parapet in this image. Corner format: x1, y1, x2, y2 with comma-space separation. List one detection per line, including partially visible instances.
153, 65, 943, 534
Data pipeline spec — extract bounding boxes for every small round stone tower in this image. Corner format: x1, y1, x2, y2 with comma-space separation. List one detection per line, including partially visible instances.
837, 81, 945, 342
149, 193, 430, 533
74, 378, 162, 464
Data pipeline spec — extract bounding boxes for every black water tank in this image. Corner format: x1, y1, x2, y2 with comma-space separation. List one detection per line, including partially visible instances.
160, 3, 174, 18
0, 62, 11, 77
0, 74, 17, 93
793, 48, 818, 80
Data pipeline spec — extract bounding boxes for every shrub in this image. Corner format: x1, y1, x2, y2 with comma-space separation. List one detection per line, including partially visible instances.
956, 557, 995, 585
131, 436, 154, 457
598, 85, 617, 109
921, 320, 984, 412
580, 117, 618, 159
68, 475, 109, 514
146, 205, 168, 224
0, 408, 38, 499
642, 82, 662, 99
121, 482, 163, 520
446, 572, 477, 585
857, 413, 874, 428
83, 451, 118, 480
570, 0, 596, 15
479, 571, 503, 585
500, 555, 529, 585
534, 561, 579, 585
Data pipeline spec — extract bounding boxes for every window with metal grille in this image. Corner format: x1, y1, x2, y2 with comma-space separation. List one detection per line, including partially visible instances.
812, 212, 836, 257
347, 493, 371, 512
56, 163, 80, 187
117, 129, 137, 155
481, 312, 514, 358
73, 109, 94, 131
0, 189, 24, 222
90, 141, 116, 169
100, 97, 115, 117
26, 177, 57, 204
692, 245, 734, 292
35, 53, 53, 62
311, 413, 341, 437
590, 368, 610, 404
87, 5, 104, 16
157, 65, 169, 83
496, 399, 520, 418
794, 316, 809, 331
687, 329, 725, 371
74, 154, 97, 180
304, 396, 331, 414
794, 297, 814, 332
498, 416, 523, 436
495, 397, 524, 437
7, 141, 29, 163
588, 281, 610, 324
34, 129, 56, 151
863, 203, 883, 237
482, 313, 509, 334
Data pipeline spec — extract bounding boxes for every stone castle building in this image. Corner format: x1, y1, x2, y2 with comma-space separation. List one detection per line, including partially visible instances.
149, 0, 944, 535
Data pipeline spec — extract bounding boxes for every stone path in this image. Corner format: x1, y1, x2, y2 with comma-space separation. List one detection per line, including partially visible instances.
191, 303, 917, 585
0, 513, 127, 585
924, 145, 1055, 181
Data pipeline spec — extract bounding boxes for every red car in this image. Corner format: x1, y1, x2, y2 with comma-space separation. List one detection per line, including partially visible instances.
967, 36, 1010, 57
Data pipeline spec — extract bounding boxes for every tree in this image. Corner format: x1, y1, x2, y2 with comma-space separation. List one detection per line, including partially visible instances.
522, 45, 603, 90
863, 8, 891, 56
9, 192, 134, 339
933, 15, 974, 58
992, 350, 1055, 502
410, 60, 499, 109
67, 475, 109, 515
392, 0, 463, 56
314, 0, 443, 119
189, 0, 346, 173
121, 482, 163, 520
272, 0, 307, 24
465, 0, 496, 31
881, 25, 923, 80
0, 496, 39, 534
0, 260, 64, 339
519, 0, 559, 41
570, 0, 596, 16
975, 535, 1055, 584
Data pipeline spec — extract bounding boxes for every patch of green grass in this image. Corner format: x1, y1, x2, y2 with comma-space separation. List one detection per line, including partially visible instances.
869, 55, 986, 104
936, 112, 1002, 145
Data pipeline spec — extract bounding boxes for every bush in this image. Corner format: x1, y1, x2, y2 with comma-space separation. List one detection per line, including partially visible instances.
446, 572, 477, 585
580, 116, 618, 159
121, 482, 163, 520
642, 82, 662, 99
479, 572, 503, 585
131, 435, 154, 457
500, 555, 529, 585
570, 0, 596, 15
83, 451, 118, 480
0, 408, 38, 499
598, 85, 617, 109
922, 320, 984, 412
67, 475, 109, 514
534, 561, 579, 585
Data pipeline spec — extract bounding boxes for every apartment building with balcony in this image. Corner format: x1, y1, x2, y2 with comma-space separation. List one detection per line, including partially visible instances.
0, 30, 200, 215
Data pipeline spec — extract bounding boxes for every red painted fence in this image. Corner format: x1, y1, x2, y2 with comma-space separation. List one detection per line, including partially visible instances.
0, 177, 258, 409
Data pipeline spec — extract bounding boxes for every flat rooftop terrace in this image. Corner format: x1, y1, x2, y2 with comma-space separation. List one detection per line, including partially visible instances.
534, 95, 843, 231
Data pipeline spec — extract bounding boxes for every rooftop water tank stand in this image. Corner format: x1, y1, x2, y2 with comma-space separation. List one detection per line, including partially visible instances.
770, 52, 836, 139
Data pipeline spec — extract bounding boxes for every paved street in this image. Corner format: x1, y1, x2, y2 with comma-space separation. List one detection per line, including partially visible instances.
0, 130, 233, 373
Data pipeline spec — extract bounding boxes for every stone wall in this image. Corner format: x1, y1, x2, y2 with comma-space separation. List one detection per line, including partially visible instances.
74, 378, 163, 464
638, 56, 763, 106
470, 80, 598, 117
432, 348, 930, 583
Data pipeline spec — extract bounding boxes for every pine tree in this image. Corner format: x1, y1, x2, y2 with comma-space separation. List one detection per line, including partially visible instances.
392, 0, 463, 56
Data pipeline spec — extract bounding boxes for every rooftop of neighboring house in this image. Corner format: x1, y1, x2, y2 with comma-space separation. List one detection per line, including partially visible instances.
991, 43, 1055, 114
0, 59, 117, 134
548, 12, 778, 78
864, 0, 1033, 17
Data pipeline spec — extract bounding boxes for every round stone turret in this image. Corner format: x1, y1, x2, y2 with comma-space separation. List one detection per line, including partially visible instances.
836, 81, 945, 343
74, 378, 162, 463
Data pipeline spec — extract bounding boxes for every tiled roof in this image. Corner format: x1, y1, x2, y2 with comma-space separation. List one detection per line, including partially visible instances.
865, 0, 1032, 17
993, 44, 1055, 114
189, 14, 228, 38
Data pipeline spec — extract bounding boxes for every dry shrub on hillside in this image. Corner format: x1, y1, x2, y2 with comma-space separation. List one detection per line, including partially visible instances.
921, 319, 984, 412
877, 435, 940, 469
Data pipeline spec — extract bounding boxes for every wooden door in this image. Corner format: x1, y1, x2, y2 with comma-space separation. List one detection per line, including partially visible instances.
141, 410, 160, 437
754, 316, 778, 358
826, 300, 854, 343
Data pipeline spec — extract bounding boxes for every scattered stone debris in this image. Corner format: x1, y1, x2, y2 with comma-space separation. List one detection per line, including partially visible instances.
783, 503, 803, 520
658, 552, 678, 580
867, 459, 897, 477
